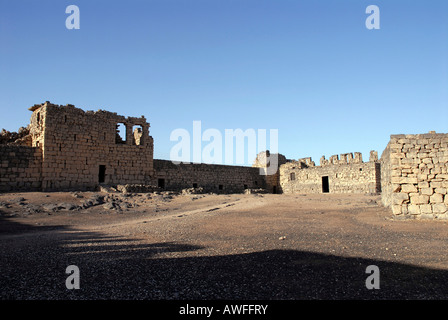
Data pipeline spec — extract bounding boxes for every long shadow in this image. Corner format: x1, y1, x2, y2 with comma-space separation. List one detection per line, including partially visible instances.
0, 212, 68, 235
1, 214, 448, 300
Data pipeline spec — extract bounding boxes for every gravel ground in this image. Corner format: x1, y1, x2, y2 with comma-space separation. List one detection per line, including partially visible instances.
1, 191, 448, 301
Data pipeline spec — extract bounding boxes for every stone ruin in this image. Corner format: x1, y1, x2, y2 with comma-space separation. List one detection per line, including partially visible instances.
280, 151, 380, 195
380, 133, 448, 219
0, 101, 447, 219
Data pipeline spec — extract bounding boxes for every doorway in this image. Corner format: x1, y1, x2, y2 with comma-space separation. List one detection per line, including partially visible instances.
158, 178, 165, 189
98, 165, 106, 183
322, 176, 329, 193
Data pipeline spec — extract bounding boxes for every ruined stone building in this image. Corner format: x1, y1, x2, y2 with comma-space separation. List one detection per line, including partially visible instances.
16, 102, 155, 191
0, 102, 264, 193
379, 132, 448, 218
278, 151, 381, 195
1, 102, 447, 219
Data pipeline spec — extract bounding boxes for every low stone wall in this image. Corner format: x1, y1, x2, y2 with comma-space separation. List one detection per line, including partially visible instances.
154, 159, 266, 193
381, 133, 448, 219
0, 145, 42, 192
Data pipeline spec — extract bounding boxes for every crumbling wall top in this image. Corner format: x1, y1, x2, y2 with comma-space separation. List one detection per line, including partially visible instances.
28, 101, 149, 126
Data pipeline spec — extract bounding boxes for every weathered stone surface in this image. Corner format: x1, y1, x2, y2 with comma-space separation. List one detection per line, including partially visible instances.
1, 101, 155, 192
420, 188, 434, 195
279, 155, 380, 195
401, 184, 417, 193
408, 204, 421, 215
391, 205, 403, 215
391, 193, 409, 205
432, 204, 447, 214
410, 194, 429, 205
381, 132, 448, 219
2, 102, 448, 221
420, 204, 433, 214
430, 193, 444, 204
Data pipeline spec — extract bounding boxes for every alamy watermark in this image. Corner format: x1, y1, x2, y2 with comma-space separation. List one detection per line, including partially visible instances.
64, 5, 381, 31
169, 121, 279, 175
65, 5, 80, 30
365, 5, 380, 30
66, 265, 80, 289
365, 265, 380, 289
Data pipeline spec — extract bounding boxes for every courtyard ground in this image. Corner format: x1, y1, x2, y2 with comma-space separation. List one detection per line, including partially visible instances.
1, 191, 448, 301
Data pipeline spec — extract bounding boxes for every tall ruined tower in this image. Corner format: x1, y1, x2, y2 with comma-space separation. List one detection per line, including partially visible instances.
28, 101, 154, 191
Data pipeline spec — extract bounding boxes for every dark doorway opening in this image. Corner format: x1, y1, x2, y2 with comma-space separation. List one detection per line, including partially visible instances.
218, 185, 223, 191
98, 165, 106, 183
158, 178, 165, 189
322, 176, 329, 193
273, 186, 277, 194
193, 183, 198, 188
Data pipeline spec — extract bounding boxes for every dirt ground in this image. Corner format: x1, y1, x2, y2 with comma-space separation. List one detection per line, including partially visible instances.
1, 190, 448, 300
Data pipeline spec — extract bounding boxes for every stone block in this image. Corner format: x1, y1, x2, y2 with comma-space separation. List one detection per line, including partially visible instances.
418, 181, 429, 188
392, 193, 409, 205
408, 204, 421, 215
430, 193, 444, 204
391, 205, 403, 215
419, 213, 434, 219
402, 177, 418, 184
435, 188, 447, 195
430, 181, 443, 188
420, 204, 433, 214
420, 188, 434, 196
432, 204, 447, 214
410, 194, 429, 205
401, 184, 417, 193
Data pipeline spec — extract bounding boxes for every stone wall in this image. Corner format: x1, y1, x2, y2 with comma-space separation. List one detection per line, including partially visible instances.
0, 145, 42, 191
380, 142, 392, 207
154, 159, 266, 193
280, 152, 380, 194
381, 132, 448, 219
252, 151, 290, 193
29, 101, 154, 191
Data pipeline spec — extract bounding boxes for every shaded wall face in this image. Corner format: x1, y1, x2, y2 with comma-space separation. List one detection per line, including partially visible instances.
38, 105, 154, 191
380, 143, 391, 207
153, 160, 266, 193
252, 151, 289, 193
279, 162, 379, 194
0, 145, 42, 192
384, 134, 448, 218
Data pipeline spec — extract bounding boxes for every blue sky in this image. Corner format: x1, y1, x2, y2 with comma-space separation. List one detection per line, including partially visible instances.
1, 0, 447, 165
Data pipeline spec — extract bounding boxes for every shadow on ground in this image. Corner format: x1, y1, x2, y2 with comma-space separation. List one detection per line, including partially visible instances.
1, 214, 447, 300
